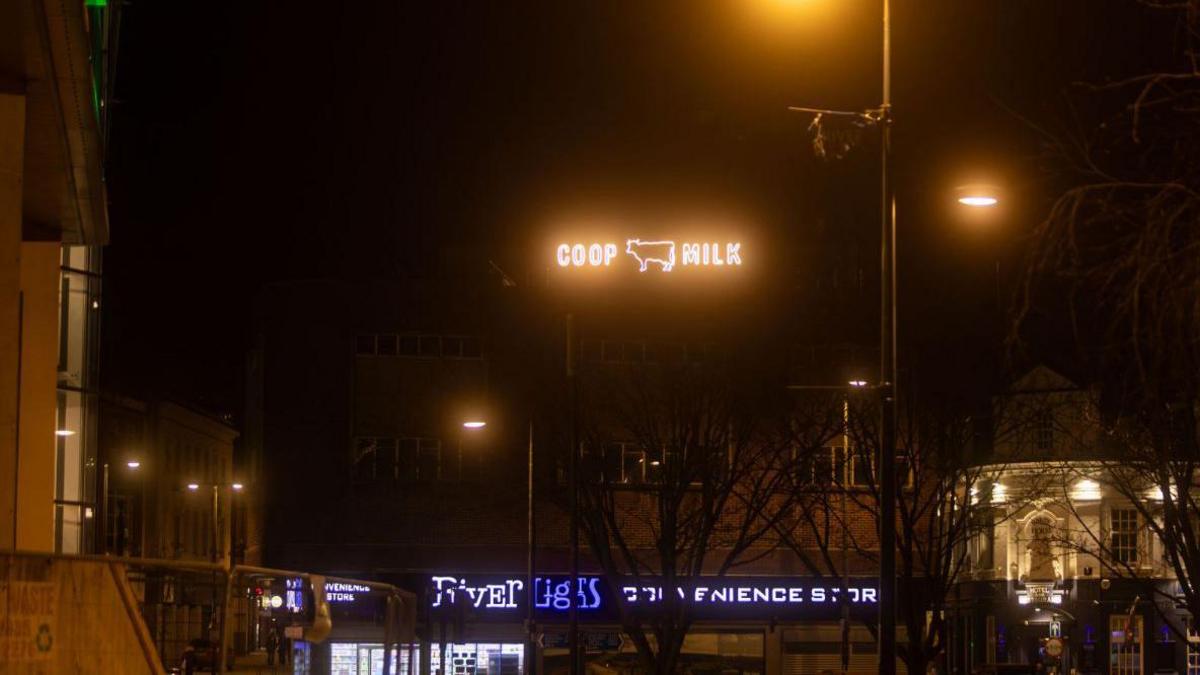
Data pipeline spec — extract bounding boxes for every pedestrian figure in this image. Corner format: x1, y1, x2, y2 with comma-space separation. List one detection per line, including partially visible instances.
265, 626, 278, 666
276, 627, 289, 666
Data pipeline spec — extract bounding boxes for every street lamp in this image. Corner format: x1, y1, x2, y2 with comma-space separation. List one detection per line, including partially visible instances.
462, 417, 538, 675
183, 480, 246, 675
955, 184, 1002, 208
784, 0, 898, 669
101, 458, 142, 555
183, 481, 246, 564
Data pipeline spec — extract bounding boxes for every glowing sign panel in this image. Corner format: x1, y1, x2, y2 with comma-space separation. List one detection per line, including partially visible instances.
556, 239, 742, 272
427, 575, 877, 618
325, 582, 372, 603
431, 576, 603, 611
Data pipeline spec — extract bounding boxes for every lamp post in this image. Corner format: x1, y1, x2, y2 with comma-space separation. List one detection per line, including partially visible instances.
877, 2, 899, 671
463, 417, 538, 675
186, 479, 244, 673
101, 459, 142, 555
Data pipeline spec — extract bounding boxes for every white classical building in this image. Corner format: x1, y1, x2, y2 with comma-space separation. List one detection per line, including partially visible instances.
949, 366, 1195, 675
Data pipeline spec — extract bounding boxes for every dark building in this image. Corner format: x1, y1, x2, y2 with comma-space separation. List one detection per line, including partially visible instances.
249, 229, 897, 675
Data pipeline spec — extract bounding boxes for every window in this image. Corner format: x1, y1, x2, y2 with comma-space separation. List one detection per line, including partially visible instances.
399, 335, 419, 356
980, 518, 995, 571
849, 447, 873, 486
417, 439, 441, 481
356, 437, 459, 483
621, 446, 646, 484
442, 336, 483, 359
355, 335, 376, 355
1111, 614, 1143, 675
623, 342, 645, 363
1186, 620, 1200, 675
1033, 409, 1054, 451
601, 341, 624, 363
419, 335, 441, 357
1111, 508, 1140, 565
376, 334, 398, 356
356, 333, 482, 359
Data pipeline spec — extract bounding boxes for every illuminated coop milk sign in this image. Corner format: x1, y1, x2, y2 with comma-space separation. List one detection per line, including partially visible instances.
555, 239, 743, 272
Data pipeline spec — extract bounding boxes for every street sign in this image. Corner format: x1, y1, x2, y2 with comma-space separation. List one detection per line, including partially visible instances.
1044, 637, 1064, 658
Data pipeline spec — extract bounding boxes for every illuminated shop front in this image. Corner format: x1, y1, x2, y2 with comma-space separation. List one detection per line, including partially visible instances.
317, 574, 880, 675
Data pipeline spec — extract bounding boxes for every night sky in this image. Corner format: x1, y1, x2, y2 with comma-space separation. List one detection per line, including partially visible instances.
100, 1, 1176, 415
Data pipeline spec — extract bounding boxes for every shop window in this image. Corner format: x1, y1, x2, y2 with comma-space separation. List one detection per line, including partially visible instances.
1111, 508, 1140, 565
430, 642, 523, 675
1111, 614, 1143, 675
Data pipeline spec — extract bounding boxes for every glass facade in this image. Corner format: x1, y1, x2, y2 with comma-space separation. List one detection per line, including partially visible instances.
54, 246, 101, 553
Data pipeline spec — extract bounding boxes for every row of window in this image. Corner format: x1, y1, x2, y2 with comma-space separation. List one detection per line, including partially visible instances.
580, 340, 716, 365
353, 437, 482, 483
572, 442, 910, 488
355, 334, 482, 359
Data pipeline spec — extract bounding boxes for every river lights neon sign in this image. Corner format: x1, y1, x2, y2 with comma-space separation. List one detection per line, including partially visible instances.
431, 576, 603, 611
555, 239, 743, 272
428, 575, 876, 612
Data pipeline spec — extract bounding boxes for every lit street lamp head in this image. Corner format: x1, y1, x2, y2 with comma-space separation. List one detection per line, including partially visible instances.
463, 420, 487, 429
186, 483, 199, 491
126, 461, 141, 469
955, 184, 1001, 208
232, 483, 244, 491
958, 195, 998, 207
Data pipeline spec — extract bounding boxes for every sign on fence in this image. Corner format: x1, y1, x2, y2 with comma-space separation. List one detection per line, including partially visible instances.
0, 581, 58, 662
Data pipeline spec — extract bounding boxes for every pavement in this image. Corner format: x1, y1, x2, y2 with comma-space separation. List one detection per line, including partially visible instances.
228, 649, 294, 674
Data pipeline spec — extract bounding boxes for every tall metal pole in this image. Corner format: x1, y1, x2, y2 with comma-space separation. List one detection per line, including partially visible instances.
526, 420, 537, 675
101, 463, 109, 554
877, 0, 898, 672
211, 484, 220, 563
566, 313, 580, 675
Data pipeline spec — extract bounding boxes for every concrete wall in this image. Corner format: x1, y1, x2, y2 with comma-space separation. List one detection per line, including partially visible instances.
0, 92, 26, 550
0, 553, 165, 674
16, 242, 59, 551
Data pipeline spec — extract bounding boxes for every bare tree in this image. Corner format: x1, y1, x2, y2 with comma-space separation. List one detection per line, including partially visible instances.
1014, 0, 1200, 623
571, 359, 810, 675
779, 391, 1022, 675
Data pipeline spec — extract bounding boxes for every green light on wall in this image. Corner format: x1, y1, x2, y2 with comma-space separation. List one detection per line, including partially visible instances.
85, 0, 106, 6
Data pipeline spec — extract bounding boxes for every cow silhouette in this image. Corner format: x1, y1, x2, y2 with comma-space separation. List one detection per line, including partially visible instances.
625, 239, 676, 272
